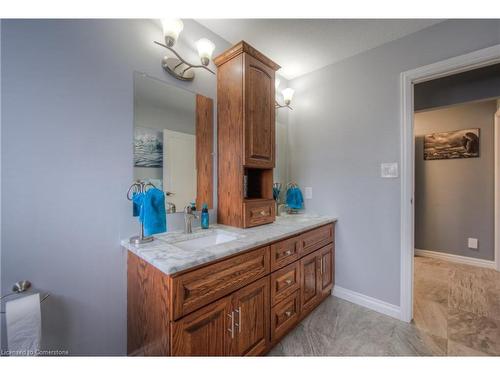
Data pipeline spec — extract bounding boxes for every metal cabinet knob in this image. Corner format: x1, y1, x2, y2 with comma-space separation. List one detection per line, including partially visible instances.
285, 279, 293, 285
285, 311, 292, 317
260, 210, 267, 216
285, 250, 292, 256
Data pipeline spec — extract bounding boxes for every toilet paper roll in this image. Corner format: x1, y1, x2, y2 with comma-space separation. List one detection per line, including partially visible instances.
6, 293, 41, 356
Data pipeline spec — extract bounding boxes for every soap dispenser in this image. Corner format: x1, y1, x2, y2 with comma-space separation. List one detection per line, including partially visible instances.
201, 203, 209, 229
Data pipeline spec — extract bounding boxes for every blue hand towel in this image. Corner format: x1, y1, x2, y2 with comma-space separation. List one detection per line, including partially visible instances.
133, 188, 166, 236
132, 192, 140, 217
286, 186, 304, 210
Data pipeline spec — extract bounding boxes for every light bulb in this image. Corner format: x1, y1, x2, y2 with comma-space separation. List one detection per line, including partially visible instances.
196, 38, 216, 66
282, 88, 295, 105
161, 18, 184, 47
275, 78, 281, 90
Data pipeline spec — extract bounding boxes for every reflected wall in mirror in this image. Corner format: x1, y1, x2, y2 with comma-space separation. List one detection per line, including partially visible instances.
133, 72, 213, 213
273, 120, 289, 203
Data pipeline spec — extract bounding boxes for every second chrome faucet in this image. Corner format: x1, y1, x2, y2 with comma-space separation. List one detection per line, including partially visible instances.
184, 205, 198, 234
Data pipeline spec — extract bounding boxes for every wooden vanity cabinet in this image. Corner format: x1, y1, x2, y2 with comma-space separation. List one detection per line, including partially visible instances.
127, 222, 335, 356
172, 277, 270, 356
215, 41, 280, 228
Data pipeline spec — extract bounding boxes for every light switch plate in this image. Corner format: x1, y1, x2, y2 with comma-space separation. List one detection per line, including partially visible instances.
305, 187, 313, 199
381, 163, 398, 178
468, 238, 478, 249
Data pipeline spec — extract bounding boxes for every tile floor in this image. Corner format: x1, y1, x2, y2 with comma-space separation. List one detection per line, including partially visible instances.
268, 256, 500, 356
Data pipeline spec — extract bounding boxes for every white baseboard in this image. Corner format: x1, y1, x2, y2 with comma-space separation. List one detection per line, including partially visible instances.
415, 248, 496, 269
332, 285, 401, 320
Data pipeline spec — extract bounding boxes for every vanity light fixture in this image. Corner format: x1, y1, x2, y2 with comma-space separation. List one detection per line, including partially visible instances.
275, 86, 295, 110
154, 18, 216, 81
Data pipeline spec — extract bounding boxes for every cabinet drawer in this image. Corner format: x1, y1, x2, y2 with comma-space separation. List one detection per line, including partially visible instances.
270, 261, 300, 306
300, 224, 334, 256
171, 246, 270, 320
271, 290, 300, 343
243, 199, 275, 228
270, 236, 301, 271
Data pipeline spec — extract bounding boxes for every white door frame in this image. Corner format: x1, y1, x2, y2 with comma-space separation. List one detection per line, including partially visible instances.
400, 44, 500, 323
495, 104, 500, 272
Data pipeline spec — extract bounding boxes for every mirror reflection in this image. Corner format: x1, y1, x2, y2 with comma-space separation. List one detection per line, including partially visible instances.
133, 72, 213, 213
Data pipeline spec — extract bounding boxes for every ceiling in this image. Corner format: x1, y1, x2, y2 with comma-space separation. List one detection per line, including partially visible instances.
196, 19, 443, 80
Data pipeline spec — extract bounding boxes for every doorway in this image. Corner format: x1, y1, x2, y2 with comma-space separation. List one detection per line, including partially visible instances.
400, 44, 500, 324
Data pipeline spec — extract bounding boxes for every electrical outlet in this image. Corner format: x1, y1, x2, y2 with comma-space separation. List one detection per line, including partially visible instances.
468, 238, 479, 250
305, 187, 313, 199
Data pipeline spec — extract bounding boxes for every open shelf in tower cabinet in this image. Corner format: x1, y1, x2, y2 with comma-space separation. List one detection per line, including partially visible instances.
244, 168, 273, 200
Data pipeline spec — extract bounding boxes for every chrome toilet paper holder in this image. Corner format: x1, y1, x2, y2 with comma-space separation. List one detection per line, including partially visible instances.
0, 280, 50, 314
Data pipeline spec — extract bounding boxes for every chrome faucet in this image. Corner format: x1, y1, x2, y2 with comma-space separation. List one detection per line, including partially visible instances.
277, 203, 287, 216
184, 205, 198, 234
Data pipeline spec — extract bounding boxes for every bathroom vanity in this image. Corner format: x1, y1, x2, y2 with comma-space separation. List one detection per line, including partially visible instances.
124, 215, 336, 356
126, 41, 335, 356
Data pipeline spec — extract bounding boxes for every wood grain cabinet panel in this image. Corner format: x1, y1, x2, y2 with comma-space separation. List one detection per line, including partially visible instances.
171, 246, 270, 320
270, 236, 301, 271
230, 276, 270, 356
270, 261, 300, 306
243, 199, 275, 228
300, 224, 334, 256
195, 94, 214, 210
299, 250, 321, 317
171, 296, 232, 356
127, 252, 170, 356
271, 290, 300, 344
320, 244, 334, 296
244, 54, 275, 168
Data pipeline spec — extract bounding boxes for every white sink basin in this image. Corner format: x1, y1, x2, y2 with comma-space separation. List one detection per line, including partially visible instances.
173, 230, 239, 251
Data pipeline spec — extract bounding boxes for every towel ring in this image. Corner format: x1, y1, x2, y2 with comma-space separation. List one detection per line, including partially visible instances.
127, 180, 157, 245
126, 180, 157, 201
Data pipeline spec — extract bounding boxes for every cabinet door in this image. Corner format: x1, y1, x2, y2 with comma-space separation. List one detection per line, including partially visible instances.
230, 276, 270, 356
171, 296, 232, 356
244, 54, 275, 168
319, 244, 334, 296
300, 251, 321, 316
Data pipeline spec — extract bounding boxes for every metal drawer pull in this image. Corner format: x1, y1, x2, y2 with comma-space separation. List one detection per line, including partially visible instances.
285, 279, 293, 285
285, 311, 292, 317
227, 311, 235, 339
234, 307, 242, 333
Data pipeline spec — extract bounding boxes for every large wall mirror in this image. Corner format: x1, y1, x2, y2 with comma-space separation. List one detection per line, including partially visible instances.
133, 72, 213, 213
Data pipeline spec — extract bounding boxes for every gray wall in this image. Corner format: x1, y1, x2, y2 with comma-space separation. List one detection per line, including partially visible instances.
287, 19, 500, 306
414, 63, 500, 111
0, 19, 229, 355
414, 100, 496, 260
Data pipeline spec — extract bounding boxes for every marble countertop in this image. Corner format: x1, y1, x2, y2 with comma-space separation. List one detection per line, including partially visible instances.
122, 214, 337, 276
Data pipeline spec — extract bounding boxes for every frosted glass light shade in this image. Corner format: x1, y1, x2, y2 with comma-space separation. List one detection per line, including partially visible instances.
196, 38, 216, 66
282, 88, 295, 105
275, 78, 281, 90
161, 19, 184, 46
